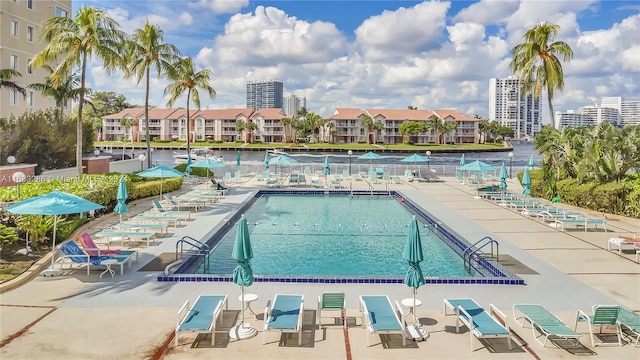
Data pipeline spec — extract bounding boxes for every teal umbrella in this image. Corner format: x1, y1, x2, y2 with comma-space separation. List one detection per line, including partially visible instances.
358, 151, 382, 170
236, 150, 241, 167
459, 160, 495, 172
137, 165, 185, 197
403, 215, 425, 327
498, 162, 508, 190
264, 151, 269, 170
522, 167, 531, 196
269, 154, 298, 174
191, 156, 225, 178
5, 190, 103, 272
231, 214, 256, 339
401, 153, 430, 175
324, 156, 330, 176
114, 176, 128, 223
459, 153, 466, 166
185, 154, 193, 174
528, 154, 535, 170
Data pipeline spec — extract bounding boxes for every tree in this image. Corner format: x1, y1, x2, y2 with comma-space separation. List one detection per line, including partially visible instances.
125, 21, 180, 167
425, 115, 446, 144
32, 6, 126, 177
235, 119, 246, 142
165, 57, 216, 156
28, 65, 92, 123
510, 22, 573, 129
119, 117, 137, 141
279, 117, 292, 142
83, 91, 135, 140
442, 121, 458, 144
478, 119, 489, 144
0, 69, 26, 97
245, 121, 257, 143
398, 121, 426, 144
407, 105, 417, 110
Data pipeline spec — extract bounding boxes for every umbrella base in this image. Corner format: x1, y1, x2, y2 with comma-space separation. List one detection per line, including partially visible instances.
229, 324, 257, 340
406, 325, 429, 341
40, 268, 60, 277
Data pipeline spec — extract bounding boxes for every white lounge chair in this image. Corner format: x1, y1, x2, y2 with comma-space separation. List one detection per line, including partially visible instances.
263, 294, 304, 345
359, 295, 407, 347
444, 298, 512, 351
608, 236, 638, 254
175, 294, 228, 346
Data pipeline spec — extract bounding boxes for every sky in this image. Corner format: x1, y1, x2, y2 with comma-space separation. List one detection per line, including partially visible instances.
75, 0, 640, 122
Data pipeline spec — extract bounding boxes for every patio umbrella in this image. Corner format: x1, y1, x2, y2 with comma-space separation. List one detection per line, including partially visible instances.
528, 154, 535, 170
264, 151, 269, 170
403, 215, 427, 336
114, 176, 128, 224
230, 214, 257, 339
5, 190, 103, 275
190, 157, 226, 178
459, 153, 466, 167
236, 150, 241, 167
498, 162, 508, 190
268, 154, 297, 174
324, 156, 330, 176
522, 167, 531, 196
459, 160, 495, 172
358, 151, 383, 171
185, 154, 193, 174
401, 153, 430, 175
137, 165, 185, 198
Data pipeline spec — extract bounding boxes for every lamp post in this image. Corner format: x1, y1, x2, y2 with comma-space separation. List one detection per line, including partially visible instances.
7, 156, 25, 200
426, 151, 431, 173
94, 149, 100, 157
138, 154, 146, 171
509, 152, 514, 179
348, 150, 353, 175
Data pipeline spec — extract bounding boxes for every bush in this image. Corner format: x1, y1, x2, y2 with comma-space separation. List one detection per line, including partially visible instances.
173, 163, 211, 177
153, 139, 171, 143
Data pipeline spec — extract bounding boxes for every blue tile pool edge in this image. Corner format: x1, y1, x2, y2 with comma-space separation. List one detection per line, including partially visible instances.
160, 190, 525, 285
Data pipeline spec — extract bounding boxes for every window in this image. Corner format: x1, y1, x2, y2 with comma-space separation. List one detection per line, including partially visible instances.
10, 54, 18, 71
26, 91, 34, 107
10, 90, 18, 106
10, 19, 19, 37
27, 25, 34, 42
56, 6, 69, 18
26, 0, 33, 9
26, 58, 33, 75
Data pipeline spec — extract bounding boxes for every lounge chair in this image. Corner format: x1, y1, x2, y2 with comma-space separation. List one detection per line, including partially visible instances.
311, 176, 322, 188
297, 174, 307, 186
266, 178, 279, 188
130, 214, 182, 227
288, 173, 299, 186
575, 305, 622, 347
317, 292, 346, 329
331, 176, 342, 189
512, 304, 582, 347
608, 236, 638, 254
617, 307, 640, 346
443, 298, 512, 351
93, 230, 156, 246
553, 217, 608, 232
175, 294, 228, 346
263, 294, 304, 345
76, 233, 139, 261
58, 241, 135, 276
152, 200, 191, 219
359, 295, 407, 347
111, 222, 168, 235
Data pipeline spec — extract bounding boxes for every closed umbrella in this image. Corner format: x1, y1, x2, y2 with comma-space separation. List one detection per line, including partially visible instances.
5, 190, 103, 276
324, 156, 330, 176
459, 153, 465, 167
264, 151, 269, 170
403, 215, 428, 338
236, 150, 241, 167
498, 162, 508, 190
528, 154, 535, 170
137, 165, 185, 198
114, 176, 128, 224
185, 154, 193, 174
522, 167, 531, 196
229, 214, 257, 340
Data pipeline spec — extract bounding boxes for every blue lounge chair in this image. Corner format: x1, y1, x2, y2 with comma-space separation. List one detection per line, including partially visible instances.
263, 294, 304, 345
444, 298, 512, 351
152, 200, 192, 219
175, 294, 228, 346
58, 241, 134, 276
554, 217, 608, 232
513, 304, 582, 347
575, 305, 622, 347
618, 307, 640, 346
288, 173, 299, 186
359, 295, 407, 347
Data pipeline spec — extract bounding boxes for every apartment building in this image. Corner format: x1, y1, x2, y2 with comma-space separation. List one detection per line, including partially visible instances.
251, 108, 290, 143
554, 110, 597, 130
554, 96, 639, 130
327, 108, 366, 144
489, 76, 542, 138
367, 109, 434, 144
432, 110, 479, 144
0, 0, 72, 119
284, 94, 306, 116
246, 80, 283, 110
194, 108, 255, 142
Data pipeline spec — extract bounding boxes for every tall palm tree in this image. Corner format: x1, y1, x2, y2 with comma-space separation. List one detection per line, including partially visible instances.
510, 22, 573, 129
165, 56, 216, 155
0, 69, 26, 97
32, 6, 125, 177
279, 117, 292, 142
425, 115, 446, 144
28, 65, 92, 122
125, 21, 180, 167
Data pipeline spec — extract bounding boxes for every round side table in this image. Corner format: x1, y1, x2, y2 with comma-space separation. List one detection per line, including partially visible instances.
100, 259, 118, 278
401, 298, 422, 320
239, 293, 259, 319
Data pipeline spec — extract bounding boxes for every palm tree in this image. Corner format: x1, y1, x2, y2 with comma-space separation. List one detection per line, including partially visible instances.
28, 65, 92, 122
119, 117, 137, 142
443, 121, 458, 144
279, 117, 292, 142
165, 56, 216, 155
510, 22, 573, 129
425, 115, 446, 144
125, 21, 180, 167
245, 121, 257, 144
0, 69, 26, 97
32, 6, 125, 177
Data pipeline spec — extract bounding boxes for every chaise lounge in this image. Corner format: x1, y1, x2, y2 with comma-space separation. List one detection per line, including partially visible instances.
175, 294, 228, 347
263, 294, 305, 345
512, 304, 582, 347
359, 295, 407, 347
444, 298, 512, 351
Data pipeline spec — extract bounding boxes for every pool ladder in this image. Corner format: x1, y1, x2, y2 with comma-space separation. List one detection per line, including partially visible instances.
463, 236, 499, 271
175, 236, 210, 272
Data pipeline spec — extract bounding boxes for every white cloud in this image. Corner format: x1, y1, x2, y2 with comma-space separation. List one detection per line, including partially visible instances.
190, 0, 249, 14
447, 22, 486, 51
453, 0, 520, 25
106, 7, 190, 33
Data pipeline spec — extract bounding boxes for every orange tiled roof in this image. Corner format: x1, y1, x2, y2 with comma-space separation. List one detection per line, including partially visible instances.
328, 108, 365, 119
196, 108, 255, 119
432, 110, 478, 121
102, 108, 145, 119
145, 108, 180, 119
251, 108, 287, 119
366, 108, 433, 120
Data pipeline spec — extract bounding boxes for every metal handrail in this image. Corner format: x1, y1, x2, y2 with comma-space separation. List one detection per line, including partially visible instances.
176, 236, 210, 272
463, 236, 499, 271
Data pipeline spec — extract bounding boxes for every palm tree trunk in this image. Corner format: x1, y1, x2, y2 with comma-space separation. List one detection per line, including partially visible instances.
145, 68, 151, 168
186, 90, 191, 155
547, 88, 556, 129
76, 52, 88, 178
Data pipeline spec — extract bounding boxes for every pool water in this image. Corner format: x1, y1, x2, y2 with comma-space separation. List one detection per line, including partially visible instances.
195, 194, 478, 278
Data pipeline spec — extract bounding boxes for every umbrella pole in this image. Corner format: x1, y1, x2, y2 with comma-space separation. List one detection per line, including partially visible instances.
241, 285, 245, 327
50, 215, 57, 269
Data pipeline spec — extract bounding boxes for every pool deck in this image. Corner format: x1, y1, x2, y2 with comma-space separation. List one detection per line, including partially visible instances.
1, 174, 639, 359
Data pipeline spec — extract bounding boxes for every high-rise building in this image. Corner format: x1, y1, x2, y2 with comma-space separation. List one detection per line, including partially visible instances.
556, 96, 639, 129
245, 80, 283, 110
0, 0, 73, 120
601, 96, 640, 127
554, 110, 596, 130
488, 76, 542, 138
284, 94, 306, 116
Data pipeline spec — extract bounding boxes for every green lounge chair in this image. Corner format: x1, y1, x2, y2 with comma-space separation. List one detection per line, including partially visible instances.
618, 307, 640, 346
575, 305, 622, 347
513, 304, 582, 347
317, 292, 346, 329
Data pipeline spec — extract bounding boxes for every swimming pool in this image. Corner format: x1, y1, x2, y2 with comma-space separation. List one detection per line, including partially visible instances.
161, 190, 523, 285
